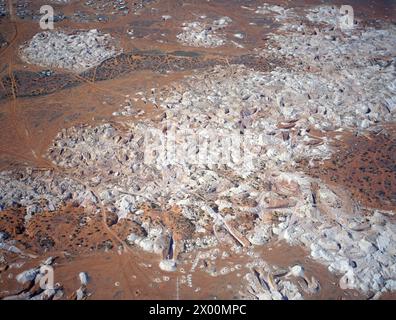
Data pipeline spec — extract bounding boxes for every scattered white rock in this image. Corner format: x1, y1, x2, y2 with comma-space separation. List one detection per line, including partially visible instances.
159, 260, 177, 272
16, 268, 39, 284
177, 17, 232, 47
79, 272, 89, 286
20, 29, 120, 72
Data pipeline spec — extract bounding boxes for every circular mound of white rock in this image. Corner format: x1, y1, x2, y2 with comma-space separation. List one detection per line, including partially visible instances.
159, 260, 177, 272
19, 29, 120, 72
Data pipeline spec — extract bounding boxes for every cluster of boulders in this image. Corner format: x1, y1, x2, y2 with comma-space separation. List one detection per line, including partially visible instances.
258, 172, 395, 297
112, 97, 145, 117
3, 0, 140, 22
84, 0, 130, 17
2, 257, 64, 300
50, 0, 70, 3
3, 32, 395, 296
264, 8, 395, 128
1, 3, 395, 299
242, 262, 320, 300
73, 272, 90, 300
19, 29, 120, 72
126, 221, 171, 256
177, 16, 232, 47
254, 3, 298, 22
0, 168, 86, 222
305, 5, 345, 26
1, 257, 91, 300
38, 57, 395, 296
0, 0, 7, 17
0, 33, 7, 48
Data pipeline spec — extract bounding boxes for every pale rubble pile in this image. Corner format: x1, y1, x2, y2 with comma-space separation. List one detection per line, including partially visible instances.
2, 257, 64, 300
159, 62, 395, 132
255, 3, 287, 15
0, 60, 394, 296
254, 3, 298, 22
112, 97, 145, 117
262, 9, 396, 129
41, 60, 395, 296
241, 262, 320, 300
185, 246, 316, 300
305, 5, 345, 26
267, 23, 396, 70
1, 258, 91, 300
41, 113, 325, 240
260, 3, 395, 69
254, 3, 351, 28
257, 172, 395, 297
176, 16, 232, 47
127, 220, 172, 257
47, 123, 162, 213
1, 4, 395, 299
49, 0, 70, 4
0, 168, 86, 222
74, 271, 90, 300
155, 64, 337, 175
0, 0, 6, 17
19, 29, 120, 72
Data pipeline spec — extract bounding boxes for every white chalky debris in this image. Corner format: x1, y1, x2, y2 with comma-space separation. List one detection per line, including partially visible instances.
20, 29, 120, 72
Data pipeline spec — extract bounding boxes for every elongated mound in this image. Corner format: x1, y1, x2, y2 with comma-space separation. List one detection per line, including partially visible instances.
177, 17, 232, 48
19, 29, 120, 72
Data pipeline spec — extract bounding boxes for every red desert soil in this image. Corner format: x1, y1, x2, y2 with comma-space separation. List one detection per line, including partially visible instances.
305, 124, 396, 212
0, 206, 363, 300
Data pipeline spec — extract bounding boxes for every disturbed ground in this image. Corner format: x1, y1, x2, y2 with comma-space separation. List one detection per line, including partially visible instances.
0, 0, 395, 300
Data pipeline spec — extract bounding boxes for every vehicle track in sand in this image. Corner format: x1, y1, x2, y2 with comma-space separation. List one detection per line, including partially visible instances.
0, 7, 180, 290
0, 1, 17, 59
0, 4, 63, 170
2, 3, 42, 167
56, 171, 154, 288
